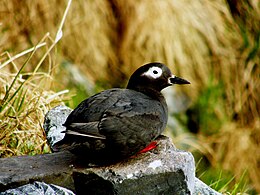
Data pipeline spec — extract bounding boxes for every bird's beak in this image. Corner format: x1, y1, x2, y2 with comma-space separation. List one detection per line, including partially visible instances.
169, 75, 190, 85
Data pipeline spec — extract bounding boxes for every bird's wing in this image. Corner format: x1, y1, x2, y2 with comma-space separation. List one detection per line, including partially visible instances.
96, 93, 167, 155
100, 111, 163, 141
62, 89, 121, 139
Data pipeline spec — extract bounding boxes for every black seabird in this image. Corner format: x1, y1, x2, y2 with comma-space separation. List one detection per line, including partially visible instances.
53, 62, 190, 165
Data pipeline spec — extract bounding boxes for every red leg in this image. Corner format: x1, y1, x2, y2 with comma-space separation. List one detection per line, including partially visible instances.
138, 141, 158, 154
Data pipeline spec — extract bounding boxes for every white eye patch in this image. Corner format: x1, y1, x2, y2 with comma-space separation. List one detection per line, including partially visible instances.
142, 67, 163, 79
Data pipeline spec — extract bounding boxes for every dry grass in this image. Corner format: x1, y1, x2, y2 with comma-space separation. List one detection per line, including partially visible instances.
0, 0, 259, 192
0, 42, 66, 157
0, 0, 71, 157
0, 0, 117, 81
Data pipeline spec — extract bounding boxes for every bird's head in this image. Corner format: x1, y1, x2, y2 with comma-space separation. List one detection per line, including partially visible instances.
127, 62, 190, 93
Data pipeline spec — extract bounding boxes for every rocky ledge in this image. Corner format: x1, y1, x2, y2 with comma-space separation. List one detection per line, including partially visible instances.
0, 106, 221, 195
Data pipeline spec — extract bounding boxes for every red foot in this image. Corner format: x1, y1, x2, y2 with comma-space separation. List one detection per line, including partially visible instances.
138, 141, 158, 154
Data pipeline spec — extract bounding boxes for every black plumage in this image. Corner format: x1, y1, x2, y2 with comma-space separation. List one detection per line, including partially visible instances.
53, 62, 190, 164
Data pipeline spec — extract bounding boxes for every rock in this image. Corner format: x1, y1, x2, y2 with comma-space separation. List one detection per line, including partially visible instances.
0, 181, 75, 195
43, 105, 72, 146
194, 178, 222, 195
0, 150, 76, 192
0, 136, 196, 194
73, 135, 196, 195
0, 105, 221, 195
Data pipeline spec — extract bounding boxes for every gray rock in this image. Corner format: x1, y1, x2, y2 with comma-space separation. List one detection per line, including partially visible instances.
0, 105, 221, 195
43, 105, 72, 146
194, 178, 222, 195
73, 135, 195, 195
0, 136, 196, 194
1, 181, 75, 195
0, 150, 76, 192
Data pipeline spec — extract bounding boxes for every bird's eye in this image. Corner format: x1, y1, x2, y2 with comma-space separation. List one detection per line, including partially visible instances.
142, 67, 162, 79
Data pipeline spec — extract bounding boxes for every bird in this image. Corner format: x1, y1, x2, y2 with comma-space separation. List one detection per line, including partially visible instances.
53, 62, 190, 165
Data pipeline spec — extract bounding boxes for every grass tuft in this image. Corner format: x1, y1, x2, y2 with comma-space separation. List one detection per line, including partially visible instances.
0, 42, 69, 157
0, 0, 72, 157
